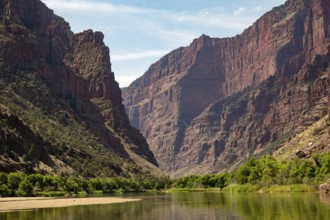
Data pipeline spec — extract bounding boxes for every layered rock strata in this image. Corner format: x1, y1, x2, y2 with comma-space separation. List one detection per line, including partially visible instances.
0, 0, 158, 175
123, 0, 330, 176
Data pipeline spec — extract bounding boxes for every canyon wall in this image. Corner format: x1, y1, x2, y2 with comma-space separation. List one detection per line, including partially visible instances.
0, 0, 158, 175
123, 0, 330, 176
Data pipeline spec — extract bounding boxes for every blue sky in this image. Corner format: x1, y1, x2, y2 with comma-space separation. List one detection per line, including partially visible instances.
42, 0, 286, 87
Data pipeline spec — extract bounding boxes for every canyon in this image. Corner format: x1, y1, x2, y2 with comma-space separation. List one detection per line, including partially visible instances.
123, 0, 330, 176
0, 0, 329, 178
0, 0, 159, 176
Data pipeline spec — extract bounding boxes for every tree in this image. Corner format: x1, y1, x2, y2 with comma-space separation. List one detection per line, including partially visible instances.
320, 154, 330, 174
8, 172, 23, 191
0, 184, 10, 197
212, 173, 230, 189
103, 178, 118, 192
66, 179, 79, 194
18, 179, 33, 196
276, 162, 290, 184
43, 175, 55, 190
235, 165, 250, 184
0, 172, 8, 185
199, 175, 213, 187
27, 174, 44, 190
90, 178, 103, 191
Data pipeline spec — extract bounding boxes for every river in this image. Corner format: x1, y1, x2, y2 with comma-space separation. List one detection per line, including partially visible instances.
1, 192, 330, 220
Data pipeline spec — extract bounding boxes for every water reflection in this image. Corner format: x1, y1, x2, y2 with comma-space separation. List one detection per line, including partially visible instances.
0, 192, 330, 220
320, 193, 330, 206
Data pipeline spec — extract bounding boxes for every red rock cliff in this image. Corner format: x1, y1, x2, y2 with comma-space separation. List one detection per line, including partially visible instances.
0, 0, 158, 170
123, 0, 330, 176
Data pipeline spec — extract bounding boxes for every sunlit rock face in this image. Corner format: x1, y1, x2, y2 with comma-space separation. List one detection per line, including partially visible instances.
123, 0, 330, 177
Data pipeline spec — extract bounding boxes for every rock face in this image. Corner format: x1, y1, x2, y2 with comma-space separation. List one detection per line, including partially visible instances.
123, 0, 330, 176
0, 0, 158, 176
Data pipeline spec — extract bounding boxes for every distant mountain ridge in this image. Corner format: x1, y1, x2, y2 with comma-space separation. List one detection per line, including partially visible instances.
0, 0, 159, 176
123, 0, 330, 177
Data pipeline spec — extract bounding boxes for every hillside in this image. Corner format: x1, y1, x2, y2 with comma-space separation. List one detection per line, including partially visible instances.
123, 0, 330, 177
0, 0, 159, 177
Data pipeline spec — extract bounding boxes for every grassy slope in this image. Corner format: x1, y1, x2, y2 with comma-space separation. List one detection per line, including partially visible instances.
273, 114, 330, 160
0, 70, 146, 177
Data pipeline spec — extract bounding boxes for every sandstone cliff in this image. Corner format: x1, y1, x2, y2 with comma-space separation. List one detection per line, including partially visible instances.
0, 0, 158, 176
123, 0, 330, 176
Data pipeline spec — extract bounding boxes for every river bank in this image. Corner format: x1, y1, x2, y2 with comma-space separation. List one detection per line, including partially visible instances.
0, 197, 140, 211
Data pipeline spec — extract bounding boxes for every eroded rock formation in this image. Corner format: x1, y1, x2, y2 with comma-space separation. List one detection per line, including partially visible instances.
123, 0, 330, 176
0, 0, 158, 175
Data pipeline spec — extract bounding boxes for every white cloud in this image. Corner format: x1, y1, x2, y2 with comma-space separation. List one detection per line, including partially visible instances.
233, 7, 246, 15
42, 0, 156, 14
159, 30, 198, 41
41, 0, 282, 87
171, 13, 251, 30
111, 50, 171, 61
254, 6, 262, 11
115, 74, 139, 87
43, 0, 251, 31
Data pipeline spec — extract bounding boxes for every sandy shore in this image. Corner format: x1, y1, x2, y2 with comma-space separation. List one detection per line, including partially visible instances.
0, 197, 140, 211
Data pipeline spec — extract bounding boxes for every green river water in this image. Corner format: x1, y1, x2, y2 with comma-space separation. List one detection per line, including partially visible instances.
1, 192, 330, 220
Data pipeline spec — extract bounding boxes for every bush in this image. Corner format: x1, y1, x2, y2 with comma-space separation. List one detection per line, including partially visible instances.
18, 179, 33, 196
66, 178, 79, 193
0, 172, 8, 185
222, 184, 259, 193
7, 172, 23, 191
0, 184, 11, 196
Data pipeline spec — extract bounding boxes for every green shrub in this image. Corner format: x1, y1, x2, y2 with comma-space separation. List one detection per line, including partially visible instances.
18, 179, 33, 196
222, 184, 259, 193
0, 184, 11, 196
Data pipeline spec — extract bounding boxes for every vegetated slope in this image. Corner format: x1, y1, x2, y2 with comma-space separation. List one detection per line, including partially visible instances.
123, 0, 330, 177
0, 0, 159, 177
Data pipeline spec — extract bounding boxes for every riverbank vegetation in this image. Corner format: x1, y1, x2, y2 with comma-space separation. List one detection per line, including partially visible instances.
1, 153, 330, 196
0, 172, 170, 197
171, 153, 330, 192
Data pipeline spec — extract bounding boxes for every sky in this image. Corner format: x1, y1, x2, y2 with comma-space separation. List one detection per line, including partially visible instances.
41, 0, 286, 87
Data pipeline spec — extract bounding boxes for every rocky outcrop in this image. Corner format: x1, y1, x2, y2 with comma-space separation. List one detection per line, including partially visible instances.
123, 0, 330, 176
320, 180, 330, 193
0, 0, 158, 175
0, 105, 54, 173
